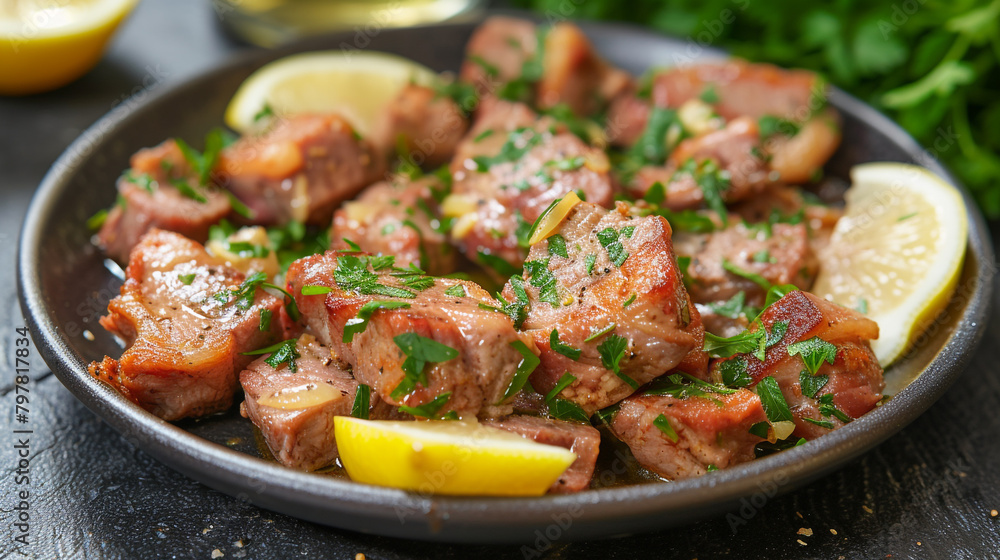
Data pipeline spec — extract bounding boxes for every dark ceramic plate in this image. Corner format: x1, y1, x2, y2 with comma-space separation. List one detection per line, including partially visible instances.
18, 17, 994, 543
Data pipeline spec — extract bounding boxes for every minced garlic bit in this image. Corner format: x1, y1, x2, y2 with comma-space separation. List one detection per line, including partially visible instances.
797, 527, 813, 537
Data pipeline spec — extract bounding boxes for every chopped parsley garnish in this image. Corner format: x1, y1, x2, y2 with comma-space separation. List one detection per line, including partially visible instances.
171, 178, 207, 203
653, 414, 679, 442
598, 334, 637, 389
623, 293, 637, 308
392, 263, 435, 291
545, 373, 577, 402
764, 284, 798, 309
766, 320, 789, 349
548, 398, 590, 423
178, 273, 196, 285
242, 338, 301, 372
227, 241, 270, 259
524, 258, 561, 306
351, 384, 371, 419
799, 370, 829, 399
700, 85, 720, 104
87, 208, 109, 231
756, 376, 795, 438
341, 238, 362, 252
473, 129, 494, 143
122, 170, 157, 193
399, 392, 452, 418
597, 227, 629, 267
334, 255, 415, 298
258, 309, 272, 332
704, 329, 765, 358
758, 115, 801, 139
753, 249, 774, 264
300, 285, 332, 295
444, 284, 466, 298
817, 393, 853, 423
856, 298, 869, 314
677, 158, 730, 226
472, 128, 543, 171
804, 417, 835, 429
381, 223, 397, 235
253, 103, 273, 122
629, 107, 683, 166
433, 79, 478, 116
656, 208, 716, 233
706, 464, 719, 472
584, 323, 616, 342
224, 191, 254, 219
390, 333, 459, 399
749, 421, 771, 439
787, 336, 838, 375
554, 156, 586, 171
707, 291, 753, 319
643, 372, 737, 404
584, 253, 597, 275
722, 258, 772, 291
514, 211, 533, 249
644, 181, 666, 205
718, 356, 752, 387
550, 329, 581, 360
174, 128, 230, 187
217, 271, 268, 312
343, 300, 412, 343
479, 275, 529, 328
547, 234, 569, 258
502, 340, 540, 402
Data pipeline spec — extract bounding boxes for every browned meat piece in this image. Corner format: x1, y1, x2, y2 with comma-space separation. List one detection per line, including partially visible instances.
763, 108, 842, 184
372, 84, 469, 168
627, 117, 771, 210
709, 290, 883, 439
483, 415, 600, 493
536, 22, 631, 116
605, 90, 650, 147
673, 219, 816, 307
286, 250, 538, 418
501, 201, 705, 414
217, 114, 384, 226
460, 16, 538, 93
448, 100, 615, 274
88, 229, 284, 421
239, 334, 402, 471
96, 139, 231, 263
651, 60, 821, 122
330, 176, 457, 276
610, 388, 767, 480
730, 182, 843, 255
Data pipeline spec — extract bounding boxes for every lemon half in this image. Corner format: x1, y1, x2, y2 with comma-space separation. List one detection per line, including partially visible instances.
335, 417, 577, 496
811, 163, 968, 367
224, 50, 437, 136
0, 0, 137, 95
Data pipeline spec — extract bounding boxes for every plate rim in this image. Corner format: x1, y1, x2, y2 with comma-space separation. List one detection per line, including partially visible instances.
17, 16, 995, 543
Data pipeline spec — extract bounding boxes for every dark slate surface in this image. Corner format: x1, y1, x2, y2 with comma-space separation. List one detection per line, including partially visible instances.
2, 1, 1000, 558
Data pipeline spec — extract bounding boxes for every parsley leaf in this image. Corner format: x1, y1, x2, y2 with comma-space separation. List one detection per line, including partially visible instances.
756, 376, 795, 438
598, 334, 637, 389
550, 329, 581, 360
584, 253, 597, 275
547, 234, 569, 258
444, 285, 466, 298
722, 258, 772, 291
477, 250, 522, 278
502, 340, 540, 401
300, 285, 332, 295
653, 413, 680, 442
391, 333, 459, 399
334, 255, 415, 298
472, 128, 543, 171
524, 258, 561, 306
351, 384, 371, 419
787, 336, 838, 375
178, 273, 196, 285
718, 356, 753, 388
548, 398, 590, 423
398, 392, 452, 418
258, 309, 272, 331
545, 373, 577, 403
799, 370, 830, 399
343, 301, 412, 343
597, 227, 629, 267
704, 329, 765, 358
242, 338, 301, 373
584, 323, 616, 342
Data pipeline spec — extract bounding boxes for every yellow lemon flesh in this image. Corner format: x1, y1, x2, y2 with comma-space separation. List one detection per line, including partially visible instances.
811, 163, 968, 367
0, 0, 137, 96
334, 417, 577, 496
224, 50, 437, 137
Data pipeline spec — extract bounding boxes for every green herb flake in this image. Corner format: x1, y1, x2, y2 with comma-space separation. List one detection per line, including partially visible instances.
722, 259, 772, 291
178, 273, 196, 285
502, 340, 540, 401
399, 392, 453, 418
472, 128, 543, 171
548, 398, 590, 423
598, 334, 637, 389
301, 285, 333, 296
524, 258, 561, 307
87, 208, 109, 231
653, 414, 680, 442
718, 356, 753, 388
391, 333, 460, 399
258, 309, 272, 332
351, 384, 371, 419
473, 129, 494, 143
334, 255, 415, 298
787, 336, 838, 375
584, 253, 597, 275
242, 338, 301, 373
444, 284, 466, 298
343, 300, 412, 343
623, 293, 637, 308
545, 373, 577, 403
547, 234, 569, 258
550, 329, 582, 361
756, 376, 794, 430
597, 227, 629, 267
704, 329, 765, 358
584, 323, 616, 342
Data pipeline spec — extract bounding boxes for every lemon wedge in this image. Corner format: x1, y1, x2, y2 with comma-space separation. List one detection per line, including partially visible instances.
334, 417, 576, 496
224, 50, 437, 136
811, 163, 968, 367
0, 0, 137, 95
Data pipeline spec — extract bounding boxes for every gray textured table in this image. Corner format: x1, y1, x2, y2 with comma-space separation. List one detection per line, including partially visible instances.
3, 1, 1000, 558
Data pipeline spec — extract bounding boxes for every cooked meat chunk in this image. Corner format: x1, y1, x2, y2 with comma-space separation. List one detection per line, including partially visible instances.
730, 182, 843, 255
96, 139, 231, 263
88, 229, 284, 421
627, 117, 770, 209
709, 290, 883, 439
673, 218, 816, 307
448, 100, 615, 275
651, 60, 821, 122
764, 108, 842, 184
286, 250, 538, 418
372, 84, 469, 168
606, 90, 650, 147
331, 176, 456, 275
483, 415, 600, 493
460, 16, 538, 93
239, 334, 401, 471
217, 114, 384, 225
501, 201, 705, 414
536, 22, 631, 116
610, 388, 767, 480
